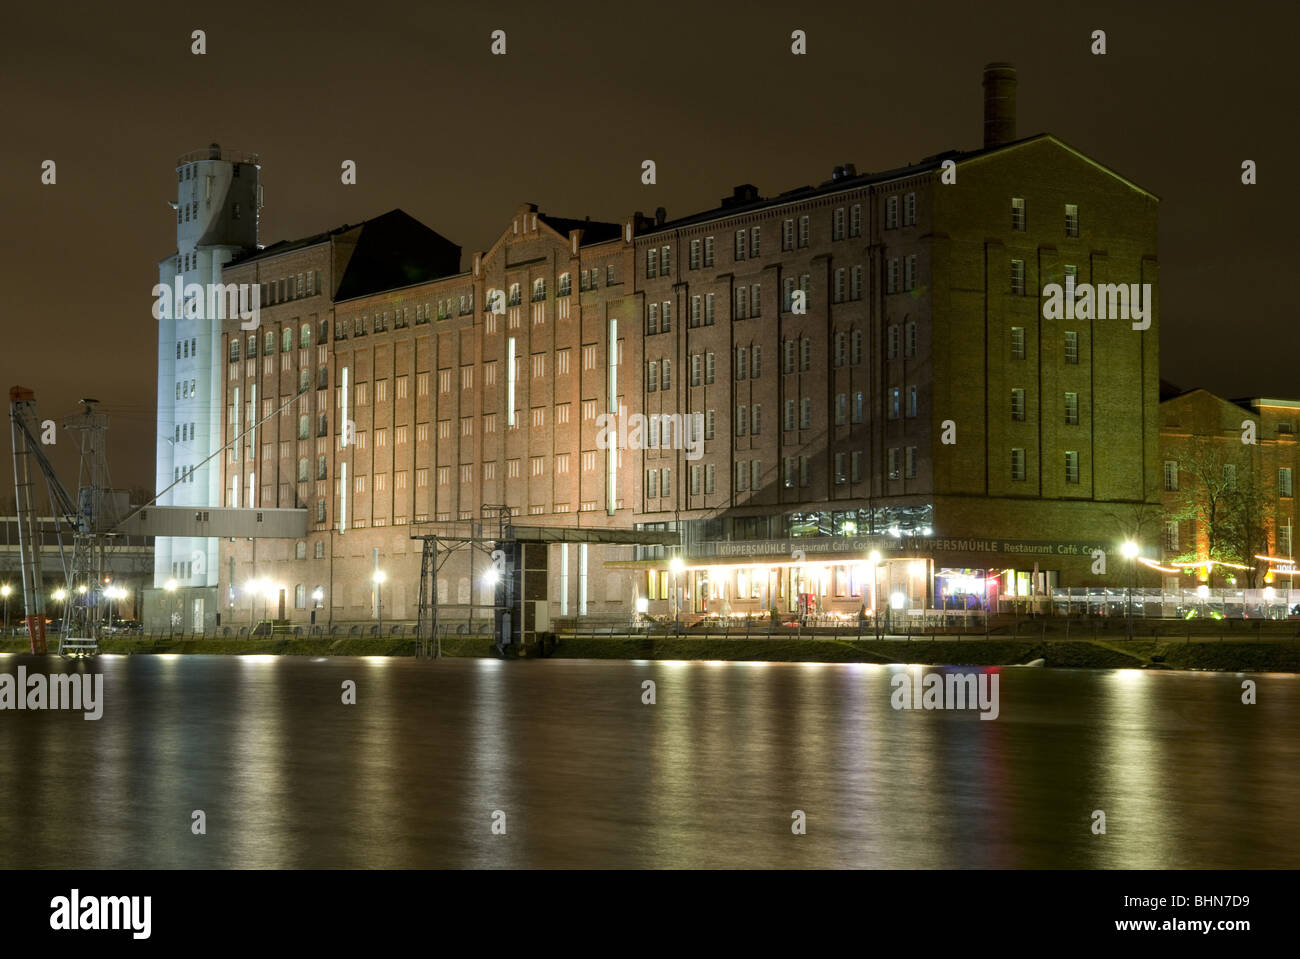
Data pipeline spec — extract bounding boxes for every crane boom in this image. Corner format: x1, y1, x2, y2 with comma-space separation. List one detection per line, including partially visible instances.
8, 386, 92, 653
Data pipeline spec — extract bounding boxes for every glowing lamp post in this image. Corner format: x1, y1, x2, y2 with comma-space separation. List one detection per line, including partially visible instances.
165, 578, 178, 637
669, 556, 685, 633
868, 551, 882, 639
373, 570, 387, 631
51, 587, 67, 635
1, 584, 10, 635
1120, 540, 1140, 637
245, 578, 261, 630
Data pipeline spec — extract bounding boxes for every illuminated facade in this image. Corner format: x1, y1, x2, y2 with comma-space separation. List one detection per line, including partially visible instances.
198, 65, 1167, 626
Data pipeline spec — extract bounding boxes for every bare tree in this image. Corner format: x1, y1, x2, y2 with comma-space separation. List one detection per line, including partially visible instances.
1167, 435, 1240, 585
1108, 502, 1161, 548
1167, 436, 1270, 587
1223, 462, 1270, 588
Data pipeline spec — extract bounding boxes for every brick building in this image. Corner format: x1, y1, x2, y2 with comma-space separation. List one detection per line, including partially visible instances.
1159, 385, 1298, 589
188, 63, 1167, 628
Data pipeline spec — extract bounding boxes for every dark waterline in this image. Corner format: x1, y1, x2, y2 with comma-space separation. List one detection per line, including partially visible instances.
1, 654, 1295, 869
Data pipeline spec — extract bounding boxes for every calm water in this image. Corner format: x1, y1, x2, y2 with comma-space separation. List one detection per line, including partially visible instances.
0, 654, 1296, 868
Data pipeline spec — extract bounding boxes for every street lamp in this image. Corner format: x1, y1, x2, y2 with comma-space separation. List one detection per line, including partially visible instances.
262, 581, 278, 624
103, 585, 127, 631
868, 551, 882, 639
310, 587, 324, 628
245, 578, 260, 630
669, 556, 685, 633
373, 570, 387, 631
1120, 540, 1140, 638
52, 588, 67, 634
165, 578, 177, 638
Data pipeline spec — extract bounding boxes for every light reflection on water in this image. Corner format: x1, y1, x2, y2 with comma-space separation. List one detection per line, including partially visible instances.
0, 654, 1295, 869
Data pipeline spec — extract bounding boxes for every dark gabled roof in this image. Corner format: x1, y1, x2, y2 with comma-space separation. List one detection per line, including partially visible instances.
332, 210, 461, 301
537, 214, 622, 245
1159, 378, 1188, 401
227, 209, 463, 302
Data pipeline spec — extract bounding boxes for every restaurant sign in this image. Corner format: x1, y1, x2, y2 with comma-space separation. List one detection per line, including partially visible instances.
696, 536, 1111, 561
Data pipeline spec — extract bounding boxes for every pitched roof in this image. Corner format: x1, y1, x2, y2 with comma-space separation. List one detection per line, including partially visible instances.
332, 210, 461, 301
228, 209, 463, 301
537, 214, 622, 244
228, 221, 354, 265
644, 133, 1156, 235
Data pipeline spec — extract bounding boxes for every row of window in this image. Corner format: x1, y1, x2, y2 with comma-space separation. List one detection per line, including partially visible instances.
1007, 449, 1082, 483
230, 323, 324, 361
1005, 389, 1083, 424
260, 272, 321, 307
1007, 260, 1129, 299
1009, 326, 1082, 363
1010, 197, 1081, 237
885, 256, 920, 294
1164, 462, 1294, 497
176, 337, 198, 360
665, 197, 899, 280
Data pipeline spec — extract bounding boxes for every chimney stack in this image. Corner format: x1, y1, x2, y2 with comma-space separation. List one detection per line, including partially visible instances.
982, 62, 1017, 149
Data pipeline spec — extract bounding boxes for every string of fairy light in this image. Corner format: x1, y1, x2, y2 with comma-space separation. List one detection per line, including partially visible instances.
1135, 553, 1298, 580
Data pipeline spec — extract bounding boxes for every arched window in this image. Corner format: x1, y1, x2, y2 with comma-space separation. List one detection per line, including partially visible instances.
247, 335, 257, 358
297, 458, 309, 482
314, 541, 325, 559
318, 413, 328, 437
265, 331, 275, 355
300, 323, 311, 349
229, 340, 240, 362
319, 319, 329, 342
295, 541, 307, 560
282, 328, 293, 353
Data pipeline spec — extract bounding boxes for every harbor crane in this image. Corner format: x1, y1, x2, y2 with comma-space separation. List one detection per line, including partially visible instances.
9, 386, 128, 656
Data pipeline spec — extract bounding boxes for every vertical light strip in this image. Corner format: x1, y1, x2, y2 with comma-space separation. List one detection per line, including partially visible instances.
340, 366, 349, 447
339, 364, 348, 533
507, 337, 516, 427
607, 319, 617, 515
339, 462, 348, 534
579, 543, 588, 616
560, 543, 569, 616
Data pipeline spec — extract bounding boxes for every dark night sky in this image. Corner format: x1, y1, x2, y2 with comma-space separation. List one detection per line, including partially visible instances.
1, 0, 1295, 495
